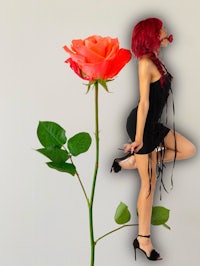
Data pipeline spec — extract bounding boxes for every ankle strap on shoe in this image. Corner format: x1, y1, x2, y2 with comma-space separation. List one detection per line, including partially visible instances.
138, 234, 150, 238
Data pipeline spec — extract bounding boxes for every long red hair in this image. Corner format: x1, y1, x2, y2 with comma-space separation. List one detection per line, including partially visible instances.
131, 18, 167, 81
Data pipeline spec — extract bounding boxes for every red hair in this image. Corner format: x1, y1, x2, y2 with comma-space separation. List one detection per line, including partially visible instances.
131, 17, 163, 58
131, 18, 167, 82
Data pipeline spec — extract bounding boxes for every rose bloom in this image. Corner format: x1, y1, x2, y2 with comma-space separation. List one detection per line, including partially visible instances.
63, 35, 132, 81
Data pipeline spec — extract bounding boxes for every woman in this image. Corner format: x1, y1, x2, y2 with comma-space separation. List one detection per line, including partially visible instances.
111, 18, 196, 261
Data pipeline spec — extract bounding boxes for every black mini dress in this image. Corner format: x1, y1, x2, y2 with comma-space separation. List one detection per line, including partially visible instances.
126, 72, 172, 154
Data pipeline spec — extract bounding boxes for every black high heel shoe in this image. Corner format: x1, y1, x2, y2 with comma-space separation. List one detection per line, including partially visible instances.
133, 235, 162, 261
110, 152, 133, 173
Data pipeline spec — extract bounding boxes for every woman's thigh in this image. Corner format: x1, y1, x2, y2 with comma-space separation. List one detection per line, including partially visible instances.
164, 129, 196, 157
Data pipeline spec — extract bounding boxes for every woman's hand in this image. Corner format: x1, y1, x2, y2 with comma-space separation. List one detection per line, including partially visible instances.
124, 140, 143, 154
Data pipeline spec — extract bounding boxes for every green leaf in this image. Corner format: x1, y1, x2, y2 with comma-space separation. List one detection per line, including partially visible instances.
98, 79, 109, 92
37, 148, 69, 163
151, 206, 170, 226
68, 132, 92, 156
86, 81, 94, 94
115, 202, 131, 225
46, 162, 76, 176
37, 121, 67, 148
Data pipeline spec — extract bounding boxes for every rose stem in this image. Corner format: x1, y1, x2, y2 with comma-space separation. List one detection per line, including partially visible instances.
89, 81, 99, 266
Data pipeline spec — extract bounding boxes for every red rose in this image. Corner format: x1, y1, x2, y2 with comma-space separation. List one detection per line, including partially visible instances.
63, 35, 132, 81
168, 34, 173, 43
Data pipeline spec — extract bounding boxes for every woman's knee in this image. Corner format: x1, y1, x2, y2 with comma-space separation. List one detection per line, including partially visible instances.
184, 141, 196, 158
166, 130, 196, 159
178, 135, 196, 159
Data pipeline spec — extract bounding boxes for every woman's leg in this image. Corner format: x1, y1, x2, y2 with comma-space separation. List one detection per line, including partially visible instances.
135, 151, 158, 257
119, 130, 196, 170
163, 130, 196, 163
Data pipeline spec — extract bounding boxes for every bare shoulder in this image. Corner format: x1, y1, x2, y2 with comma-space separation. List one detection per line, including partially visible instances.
138, 57, 154, 71
138, 57, 154, 80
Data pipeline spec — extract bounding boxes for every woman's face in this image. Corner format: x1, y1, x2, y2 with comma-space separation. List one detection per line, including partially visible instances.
159, 27, 169, 47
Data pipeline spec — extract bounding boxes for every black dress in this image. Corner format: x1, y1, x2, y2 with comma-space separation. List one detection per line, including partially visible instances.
126, 72, 172, 154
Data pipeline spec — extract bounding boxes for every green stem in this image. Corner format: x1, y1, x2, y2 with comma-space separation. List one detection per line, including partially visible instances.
63, 145, 90, 207
95, 223, 138, 245
89, 82, 99, 266
69, 156, 90, 207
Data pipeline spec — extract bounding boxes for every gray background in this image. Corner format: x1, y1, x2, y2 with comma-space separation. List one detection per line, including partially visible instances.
0, 0, 199, 265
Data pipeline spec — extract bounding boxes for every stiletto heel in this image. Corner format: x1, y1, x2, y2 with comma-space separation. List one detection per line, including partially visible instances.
133, 239, 138, 260
133, 237, 139, 260
133, 235, 162, 261
110, 152, 133, 173
134, 246, 136, 260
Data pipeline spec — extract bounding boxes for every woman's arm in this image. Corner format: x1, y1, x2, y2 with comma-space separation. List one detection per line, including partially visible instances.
124, 58, 152, 153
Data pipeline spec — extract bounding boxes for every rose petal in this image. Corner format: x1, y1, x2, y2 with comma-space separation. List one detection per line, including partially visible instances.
65, 58, 91, 80
80, 61, 108, 80
84, 36, 119, 59
80, 48, 132, 80
104, 48, 132, 79
63, 45, 86, 64
71, 39, 105, 63
64, 36, 119, 64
